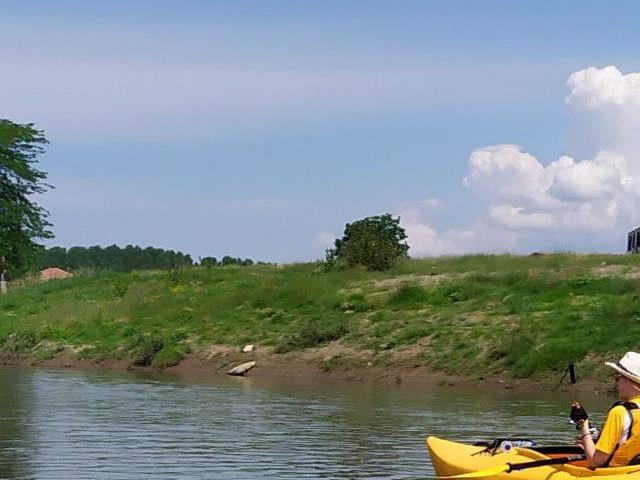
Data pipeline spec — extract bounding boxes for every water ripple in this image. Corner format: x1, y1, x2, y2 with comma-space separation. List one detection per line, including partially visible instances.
0, 368, 613, 479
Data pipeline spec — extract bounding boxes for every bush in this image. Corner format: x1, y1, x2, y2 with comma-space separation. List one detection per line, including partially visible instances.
325, 214, 408, 271
151, 346, 183, 368
387, 285, 430, 309
275, 321, 347, 353
339, 294, 370, 312
1, 331, 38, 353
129, 334, 164, 366
322, 355, 347, 372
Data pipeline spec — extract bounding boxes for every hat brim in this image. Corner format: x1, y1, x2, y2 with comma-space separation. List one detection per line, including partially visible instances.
605, 361, 640, 385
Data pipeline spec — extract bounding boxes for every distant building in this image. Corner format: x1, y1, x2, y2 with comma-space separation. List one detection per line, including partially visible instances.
40, 268, 72, 280
628, 227, 640, 253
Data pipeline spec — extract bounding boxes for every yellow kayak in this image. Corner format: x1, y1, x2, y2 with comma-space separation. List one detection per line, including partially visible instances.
426, 436, 640, 479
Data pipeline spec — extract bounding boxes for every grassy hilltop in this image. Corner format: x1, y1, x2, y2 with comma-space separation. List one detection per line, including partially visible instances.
2, 253, 640, 379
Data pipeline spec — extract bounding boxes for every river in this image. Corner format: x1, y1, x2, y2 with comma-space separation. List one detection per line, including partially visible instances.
0, 367, 615, 479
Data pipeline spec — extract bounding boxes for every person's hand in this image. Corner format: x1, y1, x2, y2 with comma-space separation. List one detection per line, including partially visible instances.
574, 435, 586, 450
570, 402, 589, 429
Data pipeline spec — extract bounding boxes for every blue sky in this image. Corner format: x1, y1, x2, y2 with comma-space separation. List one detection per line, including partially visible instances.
4, 1, 640, 262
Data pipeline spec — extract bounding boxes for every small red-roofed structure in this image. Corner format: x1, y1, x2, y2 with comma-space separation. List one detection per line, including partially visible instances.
40, 268, 72, 281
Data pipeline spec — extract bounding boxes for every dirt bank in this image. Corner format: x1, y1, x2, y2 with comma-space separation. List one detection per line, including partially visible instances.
1, 341, 606, 395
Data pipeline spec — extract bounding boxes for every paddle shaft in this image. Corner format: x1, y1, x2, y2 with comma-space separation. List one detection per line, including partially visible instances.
569, 363, 577, 404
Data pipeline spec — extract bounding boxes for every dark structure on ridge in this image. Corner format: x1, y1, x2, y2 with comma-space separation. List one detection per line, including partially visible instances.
628, 227, 640, 253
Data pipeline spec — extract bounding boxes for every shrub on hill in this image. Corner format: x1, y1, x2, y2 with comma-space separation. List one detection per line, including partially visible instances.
274, 320, 348, 353
325, 214, 409, 271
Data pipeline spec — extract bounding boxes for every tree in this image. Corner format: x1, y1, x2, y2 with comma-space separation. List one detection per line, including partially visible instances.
200, 257, 218, 267
221, 255, 237, 266
0, 120, 52, 281
326, 213, 409, 271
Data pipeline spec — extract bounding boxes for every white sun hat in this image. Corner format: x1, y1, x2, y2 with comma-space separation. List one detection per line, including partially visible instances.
605, 352, 640, 385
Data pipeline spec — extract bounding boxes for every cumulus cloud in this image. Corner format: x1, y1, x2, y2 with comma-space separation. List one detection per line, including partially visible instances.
548, 152, 626, 201
405, 65, 640, 256
399, 199, 519, 256
464, 145, 629, 233
566, 66, 640, 108
463, 144, 546, 198
490, 205, 555, 229
566, 66, 640, 167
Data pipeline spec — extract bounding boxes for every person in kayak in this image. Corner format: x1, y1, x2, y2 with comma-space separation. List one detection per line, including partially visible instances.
572, 352, 640, 468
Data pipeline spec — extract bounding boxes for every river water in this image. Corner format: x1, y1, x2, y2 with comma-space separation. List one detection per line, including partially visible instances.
0, 367, 615, 479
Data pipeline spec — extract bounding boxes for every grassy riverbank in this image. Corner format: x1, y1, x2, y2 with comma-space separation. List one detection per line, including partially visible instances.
2, 253, 640, 380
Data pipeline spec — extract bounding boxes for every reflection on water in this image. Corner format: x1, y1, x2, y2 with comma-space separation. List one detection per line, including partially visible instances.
0, 367, 615, 479
0, 369, 34, 479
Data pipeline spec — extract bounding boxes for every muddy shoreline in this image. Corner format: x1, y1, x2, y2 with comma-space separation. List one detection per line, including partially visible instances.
1, 343, 613, 396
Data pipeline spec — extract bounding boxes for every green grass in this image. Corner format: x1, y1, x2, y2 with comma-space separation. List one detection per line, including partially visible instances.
2, 254, 640, 379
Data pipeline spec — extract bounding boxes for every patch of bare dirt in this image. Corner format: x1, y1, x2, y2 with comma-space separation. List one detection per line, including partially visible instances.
591, 264, 628, 277
371, 273, 459, 289
624, 267, 640, 279
341, 273, 461, 298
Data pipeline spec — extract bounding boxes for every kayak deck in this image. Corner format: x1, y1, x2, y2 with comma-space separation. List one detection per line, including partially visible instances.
426, 436, 640, 479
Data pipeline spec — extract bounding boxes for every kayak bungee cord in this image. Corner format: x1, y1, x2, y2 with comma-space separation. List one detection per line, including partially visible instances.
436, 454, 586, 479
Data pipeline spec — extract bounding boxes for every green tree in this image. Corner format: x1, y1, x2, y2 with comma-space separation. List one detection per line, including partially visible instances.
0, 120, 52, 280
326, 213, 409, 271
200, 256, 218, 267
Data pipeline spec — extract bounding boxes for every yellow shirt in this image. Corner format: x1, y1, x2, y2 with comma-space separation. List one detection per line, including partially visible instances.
596, 395, 640, 466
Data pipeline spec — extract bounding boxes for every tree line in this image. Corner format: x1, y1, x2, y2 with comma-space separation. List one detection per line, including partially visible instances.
35, 245, 194, 272
35, 246, 262, 273
200, 256, 257, 267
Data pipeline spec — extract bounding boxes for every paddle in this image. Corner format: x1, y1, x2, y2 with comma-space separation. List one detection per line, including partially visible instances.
437, 454, 585, 479
569, 362, 577, 404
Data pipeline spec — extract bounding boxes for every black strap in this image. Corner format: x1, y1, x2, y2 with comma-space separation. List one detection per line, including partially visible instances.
506, 455, 585, 472
611, 401, 639, 411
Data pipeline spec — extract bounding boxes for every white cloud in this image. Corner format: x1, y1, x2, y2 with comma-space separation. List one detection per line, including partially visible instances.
566, 66, 640, 108
406, 66, 640, 256
490, 205, 555, 228
463, 145, 547, 199
402, 219, 466, 256
399, 200, 518, 257
566, 66, 640, 169
468, 67, 640, 245
548, 152, 625, 201
402, 219, 520, 257
462, 145, 627, 233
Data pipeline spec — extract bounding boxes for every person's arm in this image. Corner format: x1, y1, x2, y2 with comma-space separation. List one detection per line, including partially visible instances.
576, 405, 625, 468
578, 420, 611, 468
